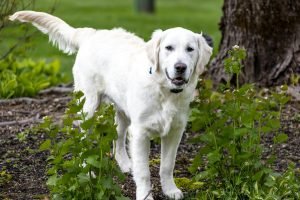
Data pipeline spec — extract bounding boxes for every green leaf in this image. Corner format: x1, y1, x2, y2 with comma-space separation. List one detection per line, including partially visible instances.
77, 173, 90, 184
264, 174, 276, 187
80, 117, 95, 130
273, 133, 288, 144
261, 126, 273, 133
47, 175, 58, 186
103, 178, 114, 189
195, 170, 210, 181
116, 196, 130, 200
253, 170, 264, 181
189, 153, 203, 174
39, 139, 51, 151
86, 155, 101, 168
234, 128, 249, 137
0, 57, 65, 98
270, 120, 281, 129
207, 150, 221, 163
97, 191, 105, 199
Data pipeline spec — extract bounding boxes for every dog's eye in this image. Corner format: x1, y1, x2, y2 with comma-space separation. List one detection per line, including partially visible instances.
165, 45, 174, 51
186, 47, 194, 52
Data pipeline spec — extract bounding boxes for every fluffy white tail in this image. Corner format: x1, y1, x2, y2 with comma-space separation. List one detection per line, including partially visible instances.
9, 11, 96, 54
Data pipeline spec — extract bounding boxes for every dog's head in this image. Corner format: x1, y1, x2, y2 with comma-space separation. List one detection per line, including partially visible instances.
146, 27, 212, 93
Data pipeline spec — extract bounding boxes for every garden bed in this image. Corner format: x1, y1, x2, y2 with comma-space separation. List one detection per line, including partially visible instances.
0, 85, 299, 199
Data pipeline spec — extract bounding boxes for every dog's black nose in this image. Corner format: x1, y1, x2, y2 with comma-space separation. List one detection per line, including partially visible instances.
174, 63, 187, 74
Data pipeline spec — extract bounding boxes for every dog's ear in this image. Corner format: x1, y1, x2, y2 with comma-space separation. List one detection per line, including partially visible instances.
202, 33, 213, 48
196, 33, 213, 74
146, 29, 163, 72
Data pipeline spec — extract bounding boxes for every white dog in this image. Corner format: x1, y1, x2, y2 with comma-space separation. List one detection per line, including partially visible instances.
10, 11, 212, 200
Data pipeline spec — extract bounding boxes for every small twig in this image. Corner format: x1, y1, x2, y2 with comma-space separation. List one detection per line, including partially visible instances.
0, 30, 34, 60
143, 190, 152, 200
15, 110, 32, 114
289, 105, 300, 112
53, 96, 72, 102
0, 114, 41, 126
0, 42, 19, 60
0, 97, 47, 105
38, 86, 73, 94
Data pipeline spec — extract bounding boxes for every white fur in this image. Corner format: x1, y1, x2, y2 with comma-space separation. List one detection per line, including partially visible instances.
10, 11, 212, 200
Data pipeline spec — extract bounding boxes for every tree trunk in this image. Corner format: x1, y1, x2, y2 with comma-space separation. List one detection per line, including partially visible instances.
134, 0, 155, 14
209, 0, 300, 87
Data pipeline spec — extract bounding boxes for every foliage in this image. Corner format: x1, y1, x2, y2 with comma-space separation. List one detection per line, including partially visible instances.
38, 92, 128, 200
174, 177, 204, 192
189, 46, 300, 199
0, 55, 66, 98
1, 0, 59, 60
0, 168, 12, 187
0, 0, 35, 28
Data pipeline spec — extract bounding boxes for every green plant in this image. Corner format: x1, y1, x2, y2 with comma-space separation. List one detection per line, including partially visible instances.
38, 91, 128, 200
0, 168, 12, 187
174, 177, 204, 192
0, 54, 67, 98
189, 46, 299, 199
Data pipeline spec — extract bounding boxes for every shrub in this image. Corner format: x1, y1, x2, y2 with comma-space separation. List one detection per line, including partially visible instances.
189, 46, 300, 199
0, 55, 67, 98
39, 92, 129, 200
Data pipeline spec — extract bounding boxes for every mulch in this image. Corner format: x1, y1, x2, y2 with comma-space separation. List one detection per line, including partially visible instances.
0, 85, 299, 200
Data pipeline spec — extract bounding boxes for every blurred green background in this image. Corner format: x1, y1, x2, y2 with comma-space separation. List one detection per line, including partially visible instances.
3, 0, 223, 80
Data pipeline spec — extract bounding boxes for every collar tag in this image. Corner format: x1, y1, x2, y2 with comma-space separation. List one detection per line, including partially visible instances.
149, 67, 152, 74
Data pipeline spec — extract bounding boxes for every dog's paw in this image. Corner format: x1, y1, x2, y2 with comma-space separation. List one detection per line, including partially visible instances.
164, 188, 183, 200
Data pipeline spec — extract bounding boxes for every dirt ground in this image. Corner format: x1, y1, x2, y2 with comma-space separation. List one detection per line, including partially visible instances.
0, 85, 299, 200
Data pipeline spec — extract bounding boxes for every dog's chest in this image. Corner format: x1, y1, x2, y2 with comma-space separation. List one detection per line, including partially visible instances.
143, 97, 188, 137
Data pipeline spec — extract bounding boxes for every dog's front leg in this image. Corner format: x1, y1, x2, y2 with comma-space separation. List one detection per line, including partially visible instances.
130, 126, 153, 200
160, 128, 184, 200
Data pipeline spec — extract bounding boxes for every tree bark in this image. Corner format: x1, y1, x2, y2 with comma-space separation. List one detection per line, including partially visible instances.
209, 0, 300, 87
134, 0, 155, 13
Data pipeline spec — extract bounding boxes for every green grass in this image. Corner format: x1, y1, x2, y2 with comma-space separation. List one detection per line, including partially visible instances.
2, 0, 223, 80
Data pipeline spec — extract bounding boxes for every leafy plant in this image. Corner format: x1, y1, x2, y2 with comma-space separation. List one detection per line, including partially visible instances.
189, 46, 300, 199
0, 54, 67, 98
0, 168, 12, 187
174, 177, 204, 192
38, 91, 128, 200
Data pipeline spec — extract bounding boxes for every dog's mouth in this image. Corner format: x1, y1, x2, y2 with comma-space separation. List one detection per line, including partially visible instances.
165, 69, 188, 87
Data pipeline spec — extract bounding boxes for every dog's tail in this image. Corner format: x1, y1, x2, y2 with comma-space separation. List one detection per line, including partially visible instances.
9, 11, 96, 55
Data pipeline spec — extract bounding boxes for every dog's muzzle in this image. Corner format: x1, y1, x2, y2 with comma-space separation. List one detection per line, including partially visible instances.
165, 69, 188, 94
165, 69, 188, 86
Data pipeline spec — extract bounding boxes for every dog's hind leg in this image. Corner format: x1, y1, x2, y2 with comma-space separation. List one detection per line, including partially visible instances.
73, 71, 101, 120
72, 91, 100, 128
82, 92, 100, 119
114, 111, 132, 173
